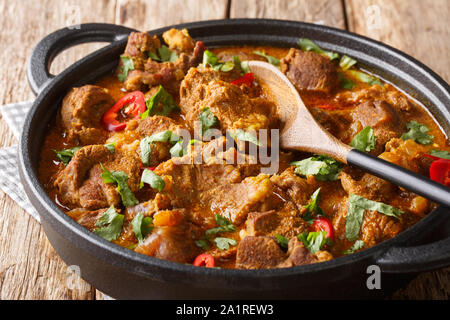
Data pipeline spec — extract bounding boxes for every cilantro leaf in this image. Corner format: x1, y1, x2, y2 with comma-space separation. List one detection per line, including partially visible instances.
198, 107, 218, 134
339, 55, 357, 70
118, 56, 134, 82
297, 38, 339, 60
343, 240, 365, 255
202, 50, 236, 72
253, 50, 280, 66
232, 55, 250, 75
148, 45, 178, 62
303, 188, 324, 223
338, 73, 355, 89
104, 143, 116, 154
214, 237, 237, 250
205, 214, 236, 239
229, 129, 262, 146
94, 206, 124, 241
141, 85, 179, 118
169, 140, 185, 157
195, 239, 210, 250
100, 164, 139, 207
54, 146, 81, 165
139, 137, 152, 166
345, 194, 404, 241
350, 126, 377, 152
140, 169, 165, 192
131, 212, 153, 243
429, 150, 450, 159
347, 70, 382, 86
401, 121, 434, 145
140, 130, 182, 164
274, 234, 290, 249
291, 155, 343, 181
297, 231, 328, 254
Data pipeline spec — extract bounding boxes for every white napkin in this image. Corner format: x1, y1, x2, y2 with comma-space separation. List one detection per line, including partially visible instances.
0, 101, 40, 222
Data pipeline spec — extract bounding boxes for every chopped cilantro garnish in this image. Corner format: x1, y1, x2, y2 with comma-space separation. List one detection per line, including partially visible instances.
104, 143, 116, 154
229, 129, 262, 146
343, 240, 365, 255
339, 55, 357, 70
303, 188, 324, 224
202, 50, 235, 72
140, 130, 182, 165
118, 56, 134, 82
149, 45, 178, 62
141, 85, 179, 119
131, 212, 153, 243
140, 169, 165, 192
345, 194, 404, 241
198, 107, 218, 134
297, 38, 339, 60
94, 206, 124, 241
274, 234, 290, 249
401, 121, 434, 145
429, 150, 450, 159
214, 237, 237, 250
297, 231, 329, 254
291, 155, 343, 181
338, 73, 355, 89
54, 146, 81, 165
100, 164, 139, 207
347, 70, 382, 86
253, 50, 280, 67
350, 126, 377, 152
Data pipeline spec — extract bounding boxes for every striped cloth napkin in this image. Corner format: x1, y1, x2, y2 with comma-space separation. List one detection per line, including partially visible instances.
0, 101, 40, 222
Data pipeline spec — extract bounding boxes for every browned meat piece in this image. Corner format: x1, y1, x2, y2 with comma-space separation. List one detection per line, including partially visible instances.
360, 210, 404, 247
55, 145, 141, 210
60, 85, 114, 145
135, 115, 182, 137
350, 100, 405, 154
340, 169, 396, 203
135, 221, 202, 263
236, 236, 286, 269
179, 67, 276, 132
236, 236, 318, 269
67, 207, 108, 231
280, 48, 339, 94
162, 28, 195, 53
123, 32, 161, 69
244, 210, 309, 239
270, 167, 316, 209
309, 107, 354, 143
124, 194, 171, 220
121, 30, 206, 95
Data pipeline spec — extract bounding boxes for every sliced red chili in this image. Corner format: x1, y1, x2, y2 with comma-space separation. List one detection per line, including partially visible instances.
316, 104, 337, 111
429, 158, 450, 187
101, 91, 146, 132
312, 216, 334, 240
193, 253, 215, 268
231, 72, 254, 86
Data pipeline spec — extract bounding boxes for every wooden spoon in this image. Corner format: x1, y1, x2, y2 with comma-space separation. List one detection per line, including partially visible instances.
248, 60, 450, 207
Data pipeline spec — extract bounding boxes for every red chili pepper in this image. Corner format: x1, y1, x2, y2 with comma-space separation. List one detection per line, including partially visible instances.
231, 72, 254, 86
429, 158, 450, 187
193, 253, 215, 268
101, 91, 146, 132
312, 217, 334, 240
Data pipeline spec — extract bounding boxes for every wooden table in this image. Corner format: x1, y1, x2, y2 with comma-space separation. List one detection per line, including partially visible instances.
0, 0, 448, 300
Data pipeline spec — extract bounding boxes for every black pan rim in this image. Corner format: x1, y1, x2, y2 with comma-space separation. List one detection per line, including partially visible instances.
20, 19, 450, 283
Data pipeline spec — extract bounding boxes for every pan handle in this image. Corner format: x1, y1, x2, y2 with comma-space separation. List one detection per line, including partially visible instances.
27, 23, 137, 95
376, 233, 450, 273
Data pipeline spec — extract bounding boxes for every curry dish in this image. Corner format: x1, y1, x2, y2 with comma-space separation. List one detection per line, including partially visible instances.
38, 29, 450, 269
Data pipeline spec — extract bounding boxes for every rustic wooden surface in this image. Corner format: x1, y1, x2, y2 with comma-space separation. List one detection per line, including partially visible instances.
0, 0, 448, 300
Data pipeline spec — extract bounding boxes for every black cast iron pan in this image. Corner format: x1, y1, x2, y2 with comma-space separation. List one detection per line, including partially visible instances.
20, 19, 450, 299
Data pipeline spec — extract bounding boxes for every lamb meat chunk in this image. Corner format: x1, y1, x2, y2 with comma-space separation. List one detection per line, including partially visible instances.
124, 193, 171, 220
245, 210, 309, 239
350, 100, 405, 155
135, 221, 202, 263
236, 236, 287, 269
136, 115, 183, 138
180, 67, 276, 132
280, 48, 339, 94
61, 85, 114, 145
67, 207, 108, 231
162, 28, 195, 53
55, 145, 141, 210
360, 210, 404, 247
309, 107, 354, 143
278, 238, 318, 267
123, 32, 161, 70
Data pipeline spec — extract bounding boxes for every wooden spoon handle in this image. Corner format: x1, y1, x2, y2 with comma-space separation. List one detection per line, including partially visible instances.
347, 149, 450, 207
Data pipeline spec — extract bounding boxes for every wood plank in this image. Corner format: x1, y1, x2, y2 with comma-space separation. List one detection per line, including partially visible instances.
115, 0, 229, 31
345, 0, 450, 300
0, 0, 117, 300
345, 0, 450, 82
230, 0, 346, 29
